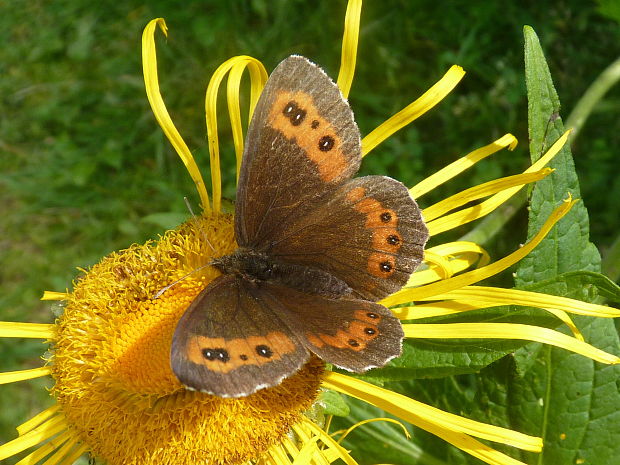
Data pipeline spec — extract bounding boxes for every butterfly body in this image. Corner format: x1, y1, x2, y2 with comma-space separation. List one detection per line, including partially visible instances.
211, 249, 353, 298
171, 55, 429, 398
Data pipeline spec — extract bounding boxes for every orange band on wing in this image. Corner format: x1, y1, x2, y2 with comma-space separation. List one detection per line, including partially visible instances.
186, 331, 296, 373
346, 187, 403, 277
306, 310, 381, 352
268, 90, 348, 183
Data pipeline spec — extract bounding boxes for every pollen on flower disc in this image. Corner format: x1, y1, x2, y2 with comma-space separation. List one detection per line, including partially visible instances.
51, 213, 325, 465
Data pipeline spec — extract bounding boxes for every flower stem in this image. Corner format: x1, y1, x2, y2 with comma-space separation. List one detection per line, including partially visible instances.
602, 234, 620, 283
566, 56, 620, 140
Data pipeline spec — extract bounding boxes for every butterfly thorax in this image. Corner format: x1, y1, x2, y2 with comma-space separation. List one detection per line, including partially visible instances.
211, 248, 352, 299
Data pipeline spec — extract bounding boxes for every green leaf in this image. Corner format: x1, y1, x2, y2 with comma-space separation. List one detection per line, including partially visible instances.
318, 389, 350, 417
510, 317, 620, 465
499, 26, 620, 465
516, 26, 601, 287
525, 270, 620, 303
514, 270, 620, 375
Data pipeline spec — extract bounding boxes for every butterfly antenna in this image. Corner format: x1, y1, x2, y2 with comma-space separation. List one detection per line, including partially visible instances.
184, 196, 216, 253
152, 198, 221, 299
152, 263, 212, 300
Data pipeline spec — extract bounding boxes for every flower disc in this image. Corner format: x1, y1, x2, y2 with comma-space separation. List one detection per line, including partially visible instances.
51, 214, 324, 465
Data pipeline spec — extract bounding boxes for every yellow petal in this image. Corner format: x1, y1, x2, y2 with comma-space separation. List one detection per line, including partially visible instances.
299, 420, 359, 465
226, 58, 268, 181
322, 372, 542, 451
40, 291, 69, 301
336, 418, 411, 443
269, 442, 292, 465
403, 323, 619, 364
0, 367, 52, 385
421, 284, 620, 340
544, 309, 584, 341
418, 250, 453, 280
410, 133, 517, 199
428, 286, 620, 318
393, 301, 485, 320
362, 65, 465, 157
0, 415, 67, 461
381, 196, 575, 306
40, 436, 78, 465
291, 436, 321, 465
279, 437, 299, 460
0, 322, 54, 339
423, 168, 552, 222
58, 443, 89, 465
205, 56, 268, 210
408, 242, 489, 287
393, 299, 583, 341
426, 131, 570, 236
336, 0, 362, 98
16, 406, 61, 436
428, 241, 491, 267
14, 430, 72, 465
142, 19, 210, 212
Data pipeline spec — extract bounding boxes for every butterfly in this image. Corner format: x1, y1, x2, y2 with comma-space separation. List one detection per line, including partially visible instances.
171, 55, 428, 398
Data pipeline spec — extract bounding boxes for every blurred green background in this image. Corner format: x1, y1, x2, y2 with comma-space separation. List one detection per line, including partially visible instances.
1, 0, 619, 461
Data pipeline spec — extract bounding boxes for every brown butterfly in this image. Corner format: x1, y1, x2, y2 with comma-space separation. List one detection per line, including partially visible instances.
171, 55, 428, 397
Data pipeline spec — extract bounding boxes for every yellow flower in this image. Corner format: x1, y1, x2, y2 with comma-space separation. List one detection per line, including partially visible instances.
1, 1, 618, 465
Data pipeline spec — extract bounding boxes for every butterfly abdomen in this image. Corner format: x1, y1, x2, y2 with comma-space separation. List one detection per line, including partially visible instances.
212, 248, 352, 299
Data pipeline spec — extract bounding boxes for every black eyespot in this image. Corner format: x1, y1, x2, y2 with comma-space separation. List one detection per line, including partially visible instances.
365, 328, 376, 335
290, 108, 307, 126
311, 120, 320, 129
380, 261, 393, 273
348, 339, 360, 347
387, 234, 400, 245
202, 348, 229, 363
318, 135, 335, 152
240, 354, 248, 361
366, 312, 378, 319
256, 345, 273, 358
283, 101, 298, 116
380, 212, 392, 223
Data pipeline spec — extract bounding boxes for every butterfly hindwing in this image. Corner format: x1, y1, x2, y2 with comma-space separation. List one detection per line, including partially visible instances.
266, 175, 428, 301
259, 282, 404, 371
171, 275, 310, 397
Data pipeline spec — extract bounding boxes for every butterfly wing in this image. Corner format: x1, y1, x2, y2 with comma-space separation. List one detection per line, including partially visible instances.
236, 55, 427, 301
171, 275, 310, 397
260, 282, 404, 371
267, 175, 428, 301
235, 55, 361, 249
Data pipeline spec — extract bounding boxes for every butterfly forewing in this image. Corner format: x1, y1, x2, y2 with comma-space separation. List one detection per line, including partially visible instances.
235, 55, 361, 249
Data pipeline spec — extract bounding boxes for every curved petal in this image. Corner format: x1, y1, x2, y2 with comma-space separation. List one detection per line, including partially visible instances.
410, 133, 517, 199
336, 0, 362, 98
142, 19, 210, 211
362, 65, 465, 157
205, 56, 267, 211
